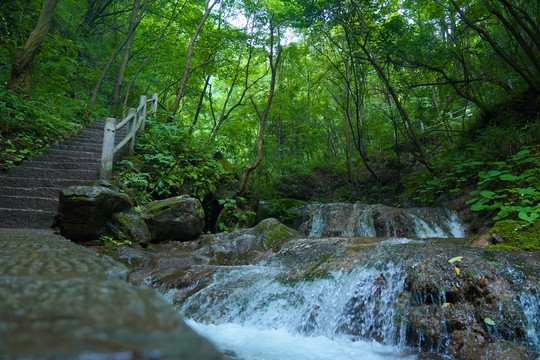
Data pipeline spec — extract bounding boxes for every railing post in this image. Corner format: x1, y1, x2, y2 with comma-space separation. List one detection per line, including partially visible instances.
139, 95, 147, 132
127, 108, 137, 157
151, 93, 158, 113
100, 117, 116, 180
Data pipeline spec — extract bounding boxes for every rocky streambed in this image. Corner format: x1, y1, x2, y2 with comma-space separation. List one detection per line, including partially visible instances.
110, 218, 539, 360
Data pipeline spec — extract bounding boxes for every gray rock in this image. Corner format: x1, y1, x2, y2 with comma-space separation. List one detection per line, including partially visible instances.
110, 209, 151, 246
142, 195, 205, 242
0, 228, 222, 360
57, 185, 134, 241
56, 186, 151, 246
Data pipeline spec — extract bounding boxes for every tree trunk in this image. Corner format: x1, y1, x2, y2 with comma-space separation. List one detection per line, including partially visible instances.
85, 18, 142, 118
8, 0, 59, 93
170, 0, 218, 117
237, 21, 282, 194
112, 0, 143, 105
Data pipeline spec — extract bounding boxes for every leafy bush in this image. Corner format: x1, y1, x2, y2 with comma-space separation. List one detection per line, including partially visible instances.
0, 86, 85, 171
113, 116, 233, 204
467, 148, 540, 222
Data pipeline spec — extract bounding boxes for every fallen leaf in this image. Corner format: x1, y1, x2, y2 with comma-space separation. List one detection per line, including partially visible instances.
31, 253, 39, 259
442, 302, 455, 310
449, 256, 463, 263
484, 317, 496, 326
454, 266, 461, 276
480, 276, 486, 286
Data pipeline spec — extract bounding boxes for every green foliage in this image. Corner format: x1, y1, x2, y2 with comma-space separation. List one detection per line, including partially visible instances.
467, 149, 540, 222
0, 85, 85, 171
113, 117, 232, 205
98, 234, 133, 249
410, 157, 485, 204
217, 196, 256, 232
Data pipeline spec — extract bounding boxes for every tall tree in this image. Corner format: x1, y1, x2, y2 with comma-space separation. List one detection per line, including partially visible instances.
8, 0, 59, 93
85, 0, 147, 117
170, 0, 219, 116
238, 16, 282, 194
112, 0, 144, 105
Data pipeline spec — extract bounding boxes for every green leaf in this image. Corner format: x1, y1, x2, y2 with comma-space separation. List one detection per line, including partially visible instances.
518, 212, 539, 222
480, 190, 496, 199
519, 187, 537, 195
500, 174, 519, 181
484, 318, 496, 326
448, 256, 463, 263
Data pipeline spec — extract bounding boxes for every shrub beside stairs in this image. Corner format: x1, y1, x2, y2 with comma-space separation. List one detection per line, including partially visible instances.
0, 120, 126, 228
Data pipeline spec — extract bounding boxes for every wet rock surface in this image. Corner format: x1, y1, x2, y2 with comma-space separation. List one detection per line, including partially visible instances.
123, 220, 539, 360
0, 228, 222, 360
57, 185, 151, 244
142, 195, 205, 242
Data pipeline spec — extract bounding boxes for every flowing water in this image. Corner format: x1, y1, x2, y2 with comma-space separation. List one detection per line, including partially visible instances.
157, 205, 538, 359
177, 263, 416, 360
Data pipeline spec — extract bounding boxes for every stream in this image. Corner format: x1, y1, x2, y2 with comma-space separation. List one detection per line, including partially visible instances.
130, 204, 539, 359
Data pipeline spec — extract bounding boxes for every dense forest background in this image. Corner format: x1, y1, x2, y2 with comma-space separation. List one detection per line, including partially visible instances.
1, 0, 538, 230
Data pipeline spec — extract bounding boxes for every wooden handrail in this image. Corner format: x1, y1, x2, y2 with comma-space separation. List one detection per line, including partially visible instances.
100, 93, 158, 179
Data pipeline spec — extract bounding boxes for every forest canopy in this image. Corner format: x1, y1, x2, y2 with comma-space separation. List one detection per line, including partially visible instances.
1, 0, 539, 225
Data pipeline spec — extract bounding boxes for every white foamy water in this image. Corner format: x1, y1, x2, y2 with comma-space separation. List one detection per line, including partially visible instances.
186, 320, 417, 360
178, 264, 416, 360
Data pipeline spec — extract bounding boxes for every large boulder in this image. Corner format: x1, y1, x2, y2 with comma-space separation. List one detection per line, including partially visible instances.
142, 195, 205, 242
57, 186, 150, 245
58, 186, 134, 241
195, 218, 302, 265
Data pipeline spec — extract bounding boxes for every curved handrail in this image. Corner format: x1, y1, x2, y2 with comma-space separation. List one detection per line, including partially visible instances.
100, 93, 158, 179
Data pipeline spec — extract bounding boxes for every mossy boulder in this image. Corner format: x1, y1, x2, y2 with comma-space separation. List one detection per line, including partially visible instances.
142, 195, 205, 242
471, 220, 540, 250
57, 186, 134, 241
194, 218, 302, 265
110, 210, 151, 247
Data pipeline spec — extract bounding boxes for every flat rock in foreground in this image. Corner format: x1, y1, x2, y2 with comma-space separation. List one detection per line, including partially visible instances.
0, 228, 222, 360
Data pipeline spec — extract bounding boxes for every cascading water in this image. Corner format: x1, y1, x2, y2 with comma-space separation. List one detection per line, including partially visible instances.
143, 206, 539, 360
177, 262, 415, 360
298, 204, 466, 239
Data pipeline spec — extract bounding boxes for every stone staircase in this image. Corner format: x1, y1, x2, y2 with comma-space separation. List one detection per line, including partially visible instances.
0, 119, 126, 228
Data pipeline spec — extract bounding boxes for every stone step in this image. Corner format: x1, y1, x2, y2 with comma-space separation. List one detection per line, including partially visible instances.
0, 187, 60, 198
61, 136, 104, 144
0, 176, 92, 189
9, 166, 99, 180
0, 208, 55, 228
31, 154, 100, 164
18, 160, 99, 171
43, 148, 101, 158
0, 195, 58, 211
53, 139, 103, 147
48, 144, 103, 153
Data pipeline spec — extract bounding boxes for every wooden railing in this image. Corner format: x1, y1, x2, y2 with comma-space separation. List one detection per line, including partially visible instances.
100, 93, 158, 179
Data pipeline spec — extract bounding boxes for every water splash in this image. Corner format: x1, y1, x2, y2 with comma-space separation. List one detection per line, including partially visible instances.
179, 263, 413, 359
186, 320, 417, 360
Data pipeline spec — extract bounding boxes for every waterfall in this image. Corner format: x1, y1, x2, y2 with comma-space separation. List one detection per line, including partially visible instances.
299, 204, 465, 239
146, 205, 539, 360
178, 263, 415, 360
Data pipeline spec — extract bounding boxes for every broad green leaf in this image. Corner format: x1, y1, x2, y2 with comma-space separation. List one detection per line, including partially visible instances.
518, 212, 539, 222
484, 318, 496, 326
500, 174, 519, 181
448, 256, 463, 263
519, 187, 537, 195
480, 190, 496, 199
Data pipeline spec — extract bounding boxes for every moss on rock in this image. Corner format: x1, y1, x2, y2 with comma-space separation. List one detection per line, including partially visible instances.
255, 218, 302, 251
488, 220, 540, 251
